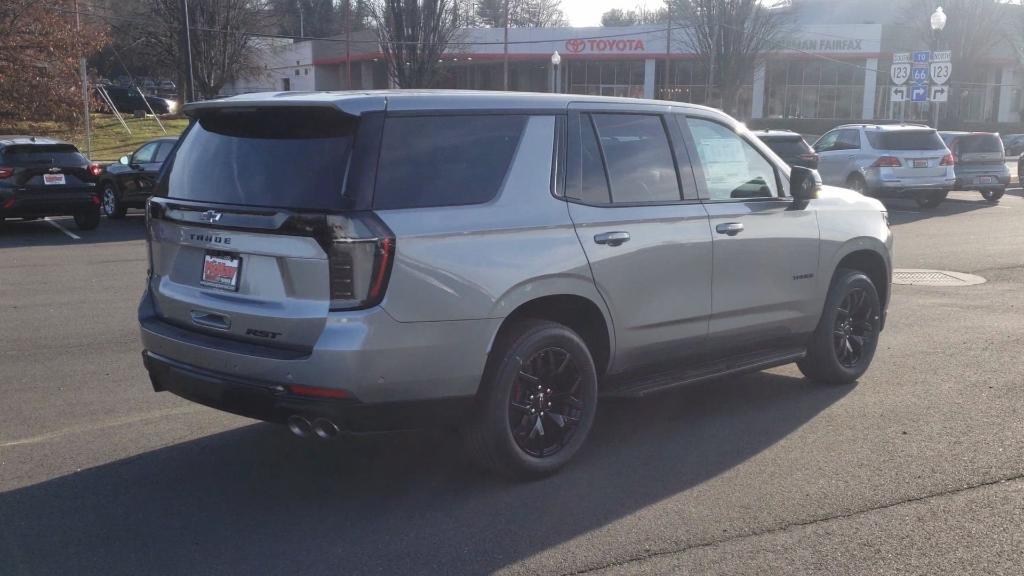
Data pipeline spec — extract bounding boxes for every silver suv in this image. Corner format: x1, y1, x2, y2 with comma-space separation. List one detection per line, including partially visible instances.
814, 123, 955, 209
140, 91, 893, 478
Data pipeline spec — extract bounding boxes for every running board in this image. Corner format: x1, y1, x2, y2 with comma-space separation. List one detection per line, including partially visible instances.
602, 349, 807, 398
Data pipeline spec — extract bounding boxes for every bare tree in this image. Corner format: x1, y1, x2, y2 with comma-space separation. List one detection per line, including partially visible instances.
370, 0, 462, 88
0, 0, 108, 122
131, 0, 268, 101
475, 0, 567, 28
601, 4, 669, 26
671, 0, 789, 115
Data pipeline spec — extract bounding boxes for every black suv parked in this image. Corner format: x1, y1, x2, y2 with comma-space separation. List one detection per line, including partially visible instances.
98, 137, 177, 218
752, 130, 819, 169
104, 87, 177, 115
0, 137, 102, 229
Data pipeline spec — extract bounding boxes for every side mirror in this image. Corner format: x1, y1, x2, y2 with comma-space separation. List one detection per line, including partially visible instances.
790, 166, 821, 201
119, 155, 130, 165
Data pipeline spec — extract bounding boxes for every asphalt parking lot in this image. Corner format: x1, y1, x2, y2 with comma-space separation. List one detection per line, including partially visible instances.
2, 187, 1023, 575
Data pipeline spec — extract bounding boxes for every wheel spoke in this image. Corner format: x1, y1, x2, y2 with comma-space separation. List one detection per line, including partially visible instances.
510, 401, 531, 415
518, 370, 540, 385
546, 412, 566, 428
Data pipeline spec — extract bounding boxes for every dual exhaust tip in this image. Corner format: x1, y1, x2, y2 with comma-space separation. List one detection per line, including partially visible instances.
287, 415, 341, 440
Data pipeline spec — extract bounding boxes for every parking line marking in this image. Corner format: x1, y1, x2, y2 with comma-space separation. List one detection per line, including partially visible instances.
0, 406, 204, 448
44, 217, 81, 240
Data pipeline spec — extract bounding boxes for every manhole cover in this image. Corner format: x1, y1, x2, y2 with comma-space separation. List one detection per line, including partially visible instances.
892, 269, 986, 286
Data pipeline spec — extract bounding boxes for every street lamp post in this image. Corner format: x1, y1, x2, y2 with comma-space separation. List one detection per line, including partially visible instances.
930, 7, 947, 128
551, 50, 561, 94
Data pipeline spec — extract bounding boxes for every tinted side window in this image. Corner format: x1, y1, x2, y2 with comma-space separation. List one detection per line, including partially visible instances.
154, 142, 173, 163
134, 142, 158, 164
591, 114, 680, 203
837, 129, 861, 150
815, 131, 839, 152
373, 115, 527, 210
687, 118, 780, 201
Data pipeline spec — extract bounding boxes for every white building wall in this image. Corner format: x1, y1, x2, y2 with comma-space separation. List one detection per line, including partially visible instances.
219, 40, 315, 97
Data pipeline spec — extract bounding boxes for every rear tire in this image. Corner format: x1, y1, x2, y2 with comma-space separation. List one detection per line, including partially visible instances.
798, 269, 882, 385
73, 207, 101, 230
463, 319, 598, 479
980, 188, 1005, 202
846, 174, 868, 195
101, 183, 127, 218
914, 190, 947, 209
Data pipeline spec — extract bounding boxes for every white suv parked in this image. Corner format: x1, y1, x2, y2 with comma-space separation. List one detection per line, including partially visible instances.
813, 124, 955, 208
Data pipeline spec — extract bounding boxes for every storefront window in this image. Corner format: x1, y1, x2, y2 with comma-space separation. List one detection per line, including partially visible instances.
766, 60, 865, 120
655, 61, 752, 116
567, 60, 645, 98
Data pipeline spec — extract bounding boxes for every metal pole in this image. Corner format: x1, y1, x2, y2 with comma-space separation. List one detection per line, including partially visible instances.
179, 0, 196, 102
503, 0, 509, 90
345, 0, 352, 88
75, 0, 91, 158
664, 12, 672, 99
299, 3, 304, 37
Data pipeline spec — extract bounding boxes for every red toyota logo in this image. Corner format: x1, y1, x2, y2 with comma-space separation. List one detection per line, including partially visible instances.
566, 39, 585, 53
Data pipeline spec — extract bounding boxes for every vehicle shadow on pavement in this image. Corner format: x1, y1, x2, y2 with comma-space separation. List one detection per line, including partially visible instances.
0, 372, 851, 576
884, 195, 997, 225
0, 213, 146, 249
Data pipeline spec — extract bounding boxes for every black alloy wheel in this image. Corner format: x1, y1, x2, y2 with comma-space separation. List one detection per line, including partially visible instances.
508, 347, 585, 459
832, 288, 876, 369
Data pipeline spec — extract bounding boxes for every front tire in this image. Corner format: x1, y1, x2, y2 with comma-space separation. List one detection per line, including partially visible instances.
914, 190, 947, 209
73, 206, 101, 230
464, 320, 598, 479
981, 188, 1005, 202
798, 269, 882, 385
101, 183, 126, 218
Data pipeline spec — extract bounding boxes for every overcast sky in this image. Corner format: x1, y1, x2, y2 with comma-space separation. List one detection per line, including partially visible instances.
560, 0, 633, 27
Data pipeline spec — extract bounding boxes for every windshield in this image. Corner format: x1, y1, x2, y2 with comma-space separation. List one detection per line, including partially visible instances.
167, 108, 355, 210
763, 138, 811, 156
866, 130, 945, 151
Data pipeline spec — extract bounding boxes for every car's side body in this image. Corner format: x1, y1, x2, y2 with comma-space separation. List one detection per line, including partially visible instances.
100, 137, 178, 211
140, 91, 892, 439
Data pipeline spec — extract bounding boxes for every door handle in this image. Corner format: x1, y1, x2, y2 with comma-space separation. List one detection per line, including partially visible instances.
594, 231, 630, 246
715, 222, 744, 236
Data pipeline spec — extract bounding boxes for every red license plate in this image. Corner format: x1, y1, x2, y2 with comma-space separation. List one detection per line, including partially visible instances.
201, 253, 241, 291
43, 174, 66, 185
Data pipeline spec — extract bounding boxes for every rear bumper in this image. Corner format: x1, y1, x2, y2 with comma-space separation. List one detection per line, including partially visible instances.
952, 168, 1011, 190
143, 350, 472, 432
864, 169, 954, 195
0, 187, 98, 217
138, 288, 496, 427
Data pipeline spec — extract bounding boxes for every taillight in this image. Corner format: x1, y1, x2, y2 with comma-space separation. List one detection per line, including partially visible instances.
940, 153, 955, 166
325, 212, 395, 311
0, 167, 13, 179
88, 162, 102, 177
871, 156, 902, 168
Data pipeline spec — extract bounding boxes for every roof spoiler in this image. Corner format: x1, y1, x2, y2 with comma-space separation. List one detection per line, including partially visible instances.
183, 93, 387, 118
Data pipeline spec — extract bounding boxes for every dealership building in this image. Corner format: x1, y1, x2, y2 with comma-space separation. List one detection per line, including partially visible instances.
226, 0, 1023, 129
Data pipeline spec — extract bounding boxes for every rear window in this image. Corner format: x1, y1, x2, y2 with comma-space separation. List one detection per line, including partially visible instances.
955, 135, 1002, 154
762, 138, 811, 156
373, 115, 526, 209
168, 108, 354, 210
2, 144, 85, 165
866, 130, 945, 151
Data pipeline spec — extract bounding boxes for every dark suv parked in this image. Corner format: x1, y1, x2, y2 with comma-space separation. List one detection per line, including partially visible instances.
140, 91, 892, 478
939, 131, 1010, 202
0, 136, 102, 229
99, 137, 177, 218
752, 129, 819, 169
